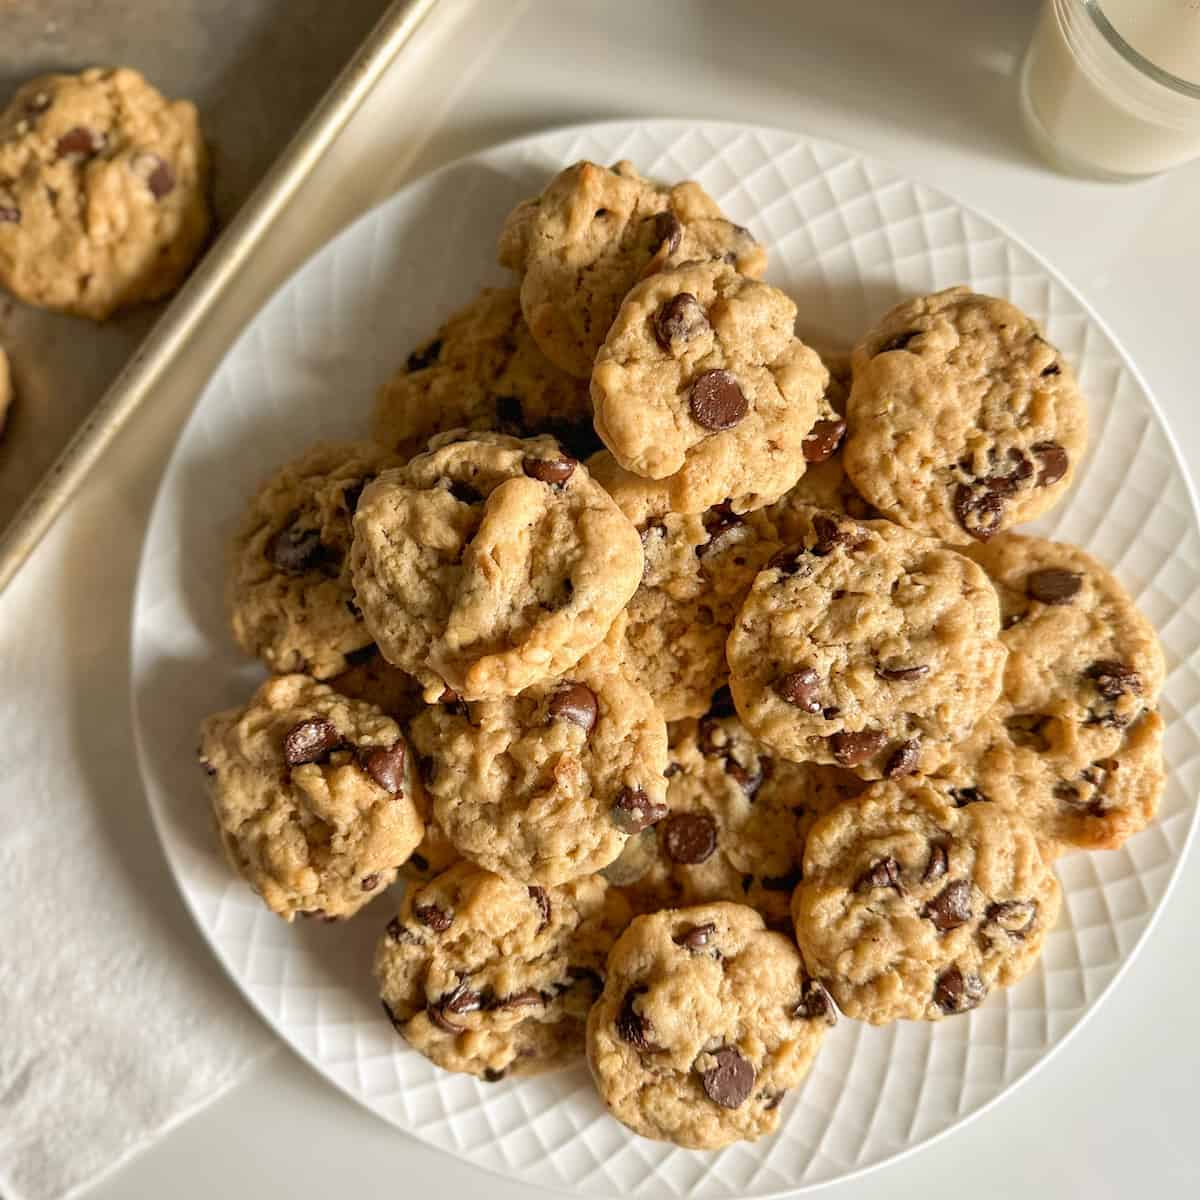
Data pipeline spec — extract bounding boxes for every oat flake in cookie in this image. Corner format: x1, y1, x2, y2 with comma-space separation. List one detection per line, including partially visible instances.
228, 441, 402, 680
586, 903, 831, 1149
375, 863, 630, 1080
592, 262, 828, 514
0, 67, 210, 319
371, 286, 597, 460
409, 621, 669, 885
843, 287, 1087, 545
198, 675, 424, 922
793, 778, 1061, 1024
350, 432, 642, 702
499, 159, 767, 378
727, 508, 1006, 778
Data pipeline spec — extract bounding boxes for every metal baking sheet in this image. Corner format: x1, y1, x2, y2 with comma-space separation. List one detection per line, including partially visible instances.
0, 0, 417, 560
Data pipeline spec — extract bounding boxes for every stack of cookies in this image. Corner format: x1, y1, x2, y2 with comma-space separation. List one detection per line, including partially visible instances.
198, 159, 1166, 1151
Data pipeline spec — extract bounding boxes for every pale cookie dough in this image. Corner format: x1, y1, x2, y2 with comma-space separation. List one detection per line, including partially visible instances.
0, 67, 209, 319
587, 902, 832, 1149
350, 432, 643, 702
727, 508, 1006, 778
372, 286, 597, 460
794, 778, 1060, 1023
0, 346, 10, 438
499, 159, 767, 378
228, 441, 401, 679
409, 626, 669, 884
375, 862, 630, 1079
198, 674, 424, 921
844, 287, 1087, 544
591, 262, 827, 513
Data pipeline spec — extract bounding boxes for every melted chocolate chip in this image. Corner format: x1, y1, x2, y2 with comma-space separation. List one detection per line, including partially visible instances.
802, 418, 848, 464
283, 718, 342, 766
672, 922, 716, 950
359, 740, 407, 794
700, 1047, 755, 1109
500, 988, 546, 1010
1041, 361, 1061, 378
856, 857, 901, 892
949, 786, 988, 808
1028, 567, 1081, 605
443, 982, 485, 1015
830, 729, 887, 767
775, 667, 822, 713
725, 755, 771, 799
405, 339, 442, 372
697, 501, 742, 552
811, 513, 852, 556
654, 292, 709, 350
1086, 660, 1141, 700
547, 682, 599, 733
1033, 441, 1069, 487
616, 985, 654, 1049
661, 812, 718, 864
653, 210, 683, 255
953, 483, 1008, 541
884, 739, 921, 778
923, 879, 973, 931
414, 903, 453, 932
269, 515, 330, 574
528, 885, 551, 930
428, 1004, 464, 1033
523, 454, 577, 484
612, 787, 669, 834
923, 842, 949, 883
985, 899, 1038, 937
56, 126, 104, 158
794, 979, 837, 1026
876, 664, 929, 682
933, 965, 986, 1014
690, 369, 747, 430
144, 155, 175, 199
766, 546, 811, 578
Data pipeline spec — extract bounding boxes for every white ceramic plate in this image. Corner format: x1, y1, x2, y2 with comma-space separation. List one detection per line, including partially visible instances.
131, 120, 1200, 1197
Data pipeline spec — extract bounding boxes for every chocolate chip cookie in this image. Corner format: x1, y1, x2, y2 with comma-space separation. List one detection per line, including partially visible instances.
409, 623, 669, 884
0, 67, 209, 319
587, 902, 832, 1149
727, 508, 1006, 778
591, 262, 828, 513
499, 159, 766, 377
844, 287, 1087, 544
371, 286, 596, 459
228, 441, 401, 679
375, 862, 630, 1079
198, 674, 424, 921
793, 777, 1061, 1023
350, 432, 643, 702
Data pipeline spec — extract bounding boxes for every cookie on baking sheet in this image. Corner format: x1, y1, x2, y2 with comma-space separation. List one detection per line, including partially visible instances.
371, 286, 598, 460
793, 777, 1061, 1024
591, 262, 828, 513
586, 902, 832, 1149
0, 67, 209, 319
843, 286, 1087, 544
350, 432, 643, 703
409, 624, 668, 885
375, 862, 630, 1080
228, 441, 401, 680
727, 508, 1006, 779
198, 674, 424, 922
499, 159, 766, 378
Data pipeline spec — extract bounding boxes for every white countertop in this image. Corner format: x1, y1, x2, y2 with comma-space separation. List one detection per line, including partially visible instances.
68, 0, 1200, 1195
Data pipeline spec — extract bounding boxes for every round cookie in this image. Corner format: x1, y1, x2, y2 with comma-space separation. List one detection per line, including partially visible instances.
0, 67, 209, 319
375, 862, 630, 1079
228, 441, 401, 680
586, 902, 832, 1149
371, 286, 597, 460
793, 778, 1061, 1023
844, 287, 1087, 544
409, 626, 669, 884
591, 262, 828, 513
499, 159, 767, 378
198, 674, 424, 921
0, 346, 11, 438
727, 508, 1006, 778
350, 432, 643, 702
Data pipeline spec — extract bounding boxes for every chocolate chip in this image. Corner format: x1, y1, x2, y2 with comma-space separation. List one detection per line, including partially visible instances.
145, 156, 175, 199
884, 739, 921, 778
359, 740, 406, 794
616, 986, 654, 1049
548, 682, 598, 733
447, 480, 482, 505
725, 755, 771, 799
760, 865, 804, 892
653, 210, 683, 255
949, 786, 989, 808
528, 885, 551, 930
690, 370, 747, 431
500, 988, 545, 1010
933, 965, 986, 1014
856, 857, 901, 892
443, 982, 485, 1014
923, 879, 973, 931
830, 729, 887, 767
672, 922, 716, 950
482, 1067, 506, 1082
1033, 441, 1069, 487
269, 515, 328, 574
877, 330, 918, 354
438, 686, 460, 705
1086, 660, 1141, 700
405, 339, 442, 372
811, 513, 851, 556
985, 899, 1038, 937
360, 873, 380, 892
763, 1090, 787, 1110
697, 501, 742, 554
612, 787, 669, 834
775, 667, 822, 713
802, 419, 847, 464
523, 454, 577, 484
822, 706, 841, 720
953, 483, 1007, 541
283, 717, 342, 766
700, 1047, 755, 1109
793, 979, 837, 1026
56, 126, 104, 158
766, 546, 810, 578
0, 205, 20, 224
923, 842, 949, 883
1041, 362, 1061, 377
1028, 568, 1081, 605
876, 664, 929, 682
414, 903, 452, 932
428, 1004, 464, 1033
654, 292, 709, 350
661, 812, 718, 864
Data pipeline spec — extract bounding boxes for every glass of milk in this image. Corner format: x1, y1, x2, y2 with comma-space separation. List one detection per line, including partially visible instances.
1020, 0, 1200, 180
